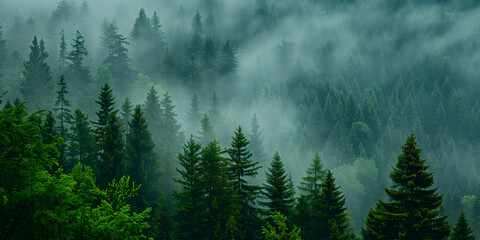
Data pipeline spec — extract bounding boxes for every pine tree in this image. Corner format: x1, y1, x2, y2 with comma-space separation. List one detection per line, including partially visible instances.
20, 36, 53, 109
316, 170, 348, 240
94, 83, 115, 136
184, 54, 202, 88
294, 195, 313, 240
131, 8, 152, 40
144, 87, 163, 145
186, 92, 201, 132
49, 0, 76, 35
189, 11, 204, 55
66, 30, 91, 92
125, 105, 160, 206
100, 110, 124, 187
218, 40, 237, 76
151, 11, 166, 73
451, 211, 475, 240
163, 48, 176, 78
103, 30, 132, 98
69, 109, 96, 169
227, 126, 262, 240
150, 195, 173, 240
173, 136, 206, 240
59, 29, 67, 74
209, 90, 221, 125
299, 154, 327, 204
53, 75, 73, 166
250, 113, 267, 166
203, 36, 216, 69
160, 92, 182, 162
260, 152, 296, 218
121, 97, 133, 136
200, 140, 233, 240
362, 134, 451, 240
199, 114, 215, 146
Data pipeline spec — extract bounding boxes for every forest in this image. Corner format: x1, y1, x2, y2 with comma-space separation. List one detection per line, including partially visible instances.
1, 0, 480, 239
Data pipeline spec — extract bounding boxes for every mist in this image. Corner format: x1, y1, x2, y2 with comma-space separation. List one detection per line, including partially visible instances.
2, 0, 480, 238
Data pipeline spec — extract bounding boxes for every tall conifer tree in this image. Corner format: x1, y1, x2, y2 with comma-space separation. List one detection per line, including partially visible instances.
451, 211, 475, 240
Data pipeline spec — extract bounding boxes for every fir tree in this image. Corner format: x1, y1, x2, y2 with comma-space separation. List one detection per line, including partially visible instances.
150, 195, 173, 240
294, 195, 313, 240
227, 126, 262, 240
218, 40, 237, 76
203, 36, 216, 69
186, 92, 201, 132
103, 30, 132, 97
53, 75, 73, 166
250, 113, 267, 166
94, 83, 115, 137
163, 48, 176, 78
144, 87, 163, 145
189, 11, 204, 55
260, 152, 296, 218
131, 8, 152, 40
160, 92, 182, 162
66, 30, 91, 92
100, 110, 124, 187
69, 109, 96, 169
173, 136, 206, 240
200, 140, 233, 240
20, 36, 53, 109
199, 114, 215, 146
126, 105, 160, 206
299, 154, 327, 203
121, 97, 133, 136
451, 211, 475, 240
362, 134, 451, 240
58, 29, 67, 74
316, 170, 348, 240
184, 54, 202, 88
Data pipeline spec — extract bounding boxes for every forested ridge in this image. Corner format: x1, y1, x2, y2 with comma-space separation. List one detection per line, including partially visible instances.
1, 0, 480, 239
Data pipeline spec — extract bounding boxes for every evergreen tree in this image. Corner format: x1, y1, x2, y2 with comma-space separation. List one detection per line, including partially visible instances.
218, 40, 237, 76
121, 97, 133, 136
144, 86, 163, 145
199, 114, 215, 146
66, 30, 91, 93
49, 0, 76, 35
163, 47, 176, 78
250, 113, 267, 166
451, 211, 475, 240
294, 195, 313, 240
316, 170, 348, 240
100, 110, 124, 187
209, 90, 221, 126
203, 36, 216, 69
150, 195, 173, 240
186, 92, 201, 132
160, 92, 182, 162
53, 75, 73, 166
173, 136, 206, 240
69, 109, 96, 169
260, 152, 296, 218
362, 134, 451, 240
262, 212, 302, 240
184, 54, 202, 88
59, 29, 67, 74
20, 36, 53, 109
227, 126, 262, 240
299, 154, 327, 203
126, 105, 160, 206
189, 11, 204, 55
101, 21, 117, 58
200, 140, 234, 240
151, 10, 166, 74
131, 8, 152, 40
103, 30, 132, 97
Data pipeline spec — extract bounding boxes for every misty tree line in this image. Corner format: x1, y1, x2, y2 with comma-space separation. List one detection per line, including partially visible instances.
2, 0, 480, 239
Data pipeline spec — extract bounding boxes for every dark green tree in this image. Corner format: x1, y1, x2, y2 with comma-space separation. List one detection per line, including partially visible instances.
66, 30, 92, 93
144, 86, 163, 146
451, 211, 475, 240
69, 109, 96, 169
316, 170, 348, 240
218, 40, 237, 76
186, 92, 201, 132
199, 114, 215, 146
131, 8, 152, 40
125, 105, 160, 206
160, 92, 182, 162
121, 97, 133, 136
150, 195, 173, 240
260, 152, 296, 218
20, 36, 53, 109
299, 154, 327, 203
173, 136, 206, 240
200, 140, 233, 240
362, 134, 451, 240
294, 195, 313, 240
53, 74, 73, 166
100, 110, 124, 187
58, 29, 67, 74
103, 30, 132, 97
227, 126, 262, 240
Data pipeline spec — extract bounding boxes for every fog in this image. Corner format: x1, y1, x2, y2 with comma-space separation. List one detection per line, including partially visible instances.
2, 0, 480, 235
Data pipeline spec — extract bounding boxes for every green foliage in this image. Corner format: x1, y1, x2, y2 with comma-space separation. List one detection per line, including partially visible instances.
262, 212, 302, 240
20, 36, 53, 109
451, 211, 475, 240
299, 154, 327, 204
69, 109, 96, 169
260, 152, 295, 218
66, 30, 92, 92
362, 134, 451, 240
